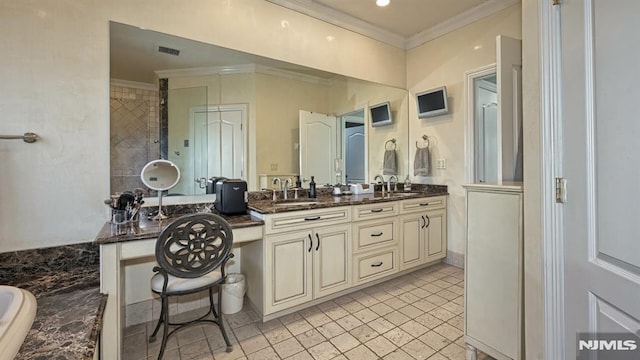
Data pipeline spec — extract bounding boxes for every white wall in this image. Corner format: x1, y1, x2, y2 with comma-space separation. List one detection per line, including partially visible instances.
406, 4, 522, 259
0, 0, 405, 252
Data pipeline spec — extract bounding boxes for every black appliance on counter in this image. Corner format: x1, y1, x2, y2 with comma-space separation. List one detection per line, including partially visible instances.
214, 178, 248, 215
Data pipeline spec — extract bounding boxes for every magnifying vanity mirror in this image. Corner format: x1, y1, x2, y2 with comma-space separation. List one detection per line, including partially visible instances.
140, 159, 181, 220
110, 22, 409, 200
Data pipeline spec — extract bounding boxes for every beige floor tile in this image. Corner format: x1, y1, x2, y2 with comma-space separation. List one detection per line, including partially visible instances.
273, 337, 305, 358
341, 300, 366, 314
353, 308, 379, 323
262, 323, 294, 345
421, 284, 443, 294
179, 339, 212, 360
365, 335, 397, 357
432, 280, 453, 290
452, 296, 464, 306
344, 344, 378, 360
123, 332, 147, 360
432, 323, 463, 342
307, 341, 341, 360
352, 293, 379, 307
398, 304, 424, 318
401, 339, 435, 360
413, 299, 438, 313
424, 294, 448, 307
385, 297, 408, 310
316, 301, 338, 313
332, 295, 354, 306
436, 290, 458, 301
322, 305, 350, 321
336, 314, 364, 331
239, 334, 270, 355
295, 329, 326, 349
439, 343, 465, 359
225, 312, 256, 329
397, 292, 420, 304
440, 302, 463, 316
316, 321, 346, 339
386, 287, 406, 297
304, 312, 332, 328
211, 345, 245, 360
148, 336, 179, 357
369, 302, 394, 316
371, 291, 394, 302
158, 348, 181, 360
426, 352, 448, 360
382, 327, 414, 347
428, 308, 456, 322
285, 350, 314, 360
280, 312, 304, 325
233, 323, 262, 341
246, 346, 280, 360
329, 332, 360, 352
441, 276, 461, 285
399, 320, 429, 337
447, 316, 464, 331
383, 348, 414, 360
447, 286, 464, 296
367, 317, 396, 334
383, 311, 411, 326
417, 331, 450, 351
349, 324, 379, 343
285, 319, 313, 336
409, 287, 431, 299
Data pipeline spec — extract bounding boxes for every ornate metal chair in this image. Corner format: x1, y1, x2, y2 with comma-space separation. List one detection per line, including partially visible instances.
149, 213, 234, 359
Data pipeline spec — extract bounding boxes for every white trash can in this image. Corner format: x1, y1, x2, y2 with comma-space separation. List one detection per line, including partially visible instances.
221, 273, 246, 314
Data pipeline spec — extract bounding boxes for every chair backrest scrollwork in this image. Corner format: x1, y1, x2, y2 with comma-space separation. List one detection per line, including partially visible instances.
155, 213, 234, 278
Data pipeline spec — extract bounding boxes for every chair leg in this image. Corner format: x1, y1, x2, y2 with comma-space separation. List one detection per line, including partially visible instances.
157, 296, 170, 360
217, 286, 233, 352
209, 288, 218, 318
149, 296, 165, 343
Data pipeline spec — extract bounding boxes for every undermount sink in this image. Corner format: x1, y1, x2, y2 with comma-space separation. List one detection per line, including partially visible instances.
390, 192, 420, 197
0, 286, 37, 360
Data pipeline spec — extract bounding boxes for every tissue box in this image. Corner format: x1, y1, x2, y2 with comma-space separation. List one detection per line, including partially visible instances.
349, 183, 374, 195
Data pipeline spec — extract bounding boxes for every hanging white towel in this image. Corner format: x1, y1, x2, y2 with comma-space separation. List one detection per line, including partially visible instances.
414, 147, 430, 176
382, 149, 397, 175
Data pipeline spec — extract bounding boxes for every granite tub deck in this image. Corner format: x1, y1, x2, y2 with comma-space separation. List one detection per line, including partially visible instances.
0, 243, 106, 360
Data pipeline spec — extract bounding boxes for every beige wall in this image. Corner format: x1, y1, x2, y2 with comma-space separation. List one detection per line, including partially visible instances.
406, 4, 522, 259
0, 0, 405, 252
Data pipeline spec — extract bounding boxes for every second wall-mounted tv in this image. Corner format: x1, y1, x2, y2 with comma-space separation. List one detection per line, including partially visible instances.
370, 102, 392, 127
416, 86, 449, 118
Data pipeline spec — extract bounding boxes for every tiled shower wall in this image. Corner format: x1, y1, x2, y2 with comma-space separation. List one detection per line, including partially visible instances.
110, 84, 159, 194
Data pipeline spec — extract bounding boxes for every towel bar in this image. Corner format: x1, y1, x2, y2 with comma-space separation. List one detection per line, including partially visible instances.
0, 132, 39, 143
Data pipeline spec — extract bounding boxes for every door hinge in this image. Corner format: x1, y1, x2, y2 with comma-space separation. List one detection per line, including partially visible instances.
555, 177, 566, 203
553, 0, 560, 5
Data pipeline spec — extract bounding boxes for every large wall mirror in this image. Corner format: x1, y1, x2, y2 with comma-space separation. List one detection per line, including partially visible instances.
110, 22, 409, 197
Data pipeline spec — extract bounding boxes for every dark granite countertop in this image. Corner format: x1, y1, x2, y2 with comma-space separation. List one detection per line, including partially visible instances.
248, 186, 448, 214
0, 243, 105, 360
95, 211, 264, 245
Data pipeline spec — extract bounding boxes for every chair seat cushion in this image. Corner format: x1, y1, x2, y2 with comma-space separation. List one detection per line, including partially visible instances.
151, 270, 223, 293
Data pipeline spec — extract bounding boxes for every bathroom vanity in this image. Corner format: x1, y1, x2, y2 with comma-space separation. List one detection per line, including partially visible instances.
95, 186, 448, 359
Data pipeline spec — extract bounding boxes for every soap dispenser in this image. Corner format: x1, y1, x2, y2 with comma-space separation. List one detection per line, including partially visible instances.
404, 175, 412, 192
309, 176, 317, 198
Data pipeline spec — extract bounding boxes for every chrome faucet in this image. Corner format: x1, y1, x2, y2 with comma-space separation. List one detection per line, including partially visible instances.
283, 178, 292, 200
373, 174, 384, 184
388, 175, 398, 193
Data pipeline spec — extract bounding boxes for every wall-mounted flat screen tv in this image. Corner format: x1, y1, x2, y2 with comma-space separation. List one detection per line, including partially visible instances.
416, 86, 448, 118
370, 102, 392, 127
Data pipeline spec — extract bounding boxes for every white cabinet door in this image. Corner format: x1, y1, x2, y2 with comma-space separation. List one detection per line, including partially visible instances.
399, 215, 423, 270
265, 231, 313, 314
424, 208, 446, 261
314, 224, 351, 298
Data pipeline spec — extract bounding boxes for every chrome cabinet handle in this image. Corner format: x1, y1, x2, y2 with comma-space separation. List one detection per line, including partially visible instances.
371, 232, 384, 237
315, 233, 320, 251
308, 234, 313, 252
371, 262, 383, 267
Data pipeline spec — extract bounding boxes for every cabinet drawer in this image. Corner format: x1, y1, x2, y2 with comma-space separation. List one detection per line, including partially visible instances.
264, 207, 351, 234
354, 248, 397, 284
353, 220, 396, 252
401, 196, 446, 213
352, 202, 398, 221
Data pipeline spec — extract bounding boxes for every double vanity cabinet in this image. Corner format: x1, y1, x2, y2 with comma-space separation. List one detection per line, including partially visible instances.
243, 193, 448, 320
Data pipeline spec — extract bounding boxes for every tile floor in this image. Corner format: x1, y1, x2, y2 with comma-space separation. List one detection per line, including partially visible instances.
123, 263, 493, 360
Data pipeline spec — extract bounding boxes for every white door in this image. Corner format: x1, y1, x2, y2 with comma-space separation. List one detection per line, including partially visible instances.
192, 105, 245, 193
561, 1, 640, 358
313, 224, 351, 298
299, 110, 337, 185
496, 35, 522, 182
344, 125, 365, 183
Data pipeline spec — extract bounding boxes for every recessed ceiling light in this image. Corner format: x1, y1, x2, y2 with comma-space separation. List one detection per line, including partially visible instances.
376, 0, 390, 7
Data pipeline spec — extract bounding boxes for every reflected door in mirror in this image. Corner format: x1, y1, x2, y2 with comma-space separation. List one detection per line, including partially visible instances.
299, 110, 336, 186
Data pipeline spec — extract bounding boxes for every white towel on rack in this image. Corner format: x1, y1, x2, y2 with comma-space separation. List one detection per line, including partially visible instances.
414, 147, 430, 176
383, 149, 397, 175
